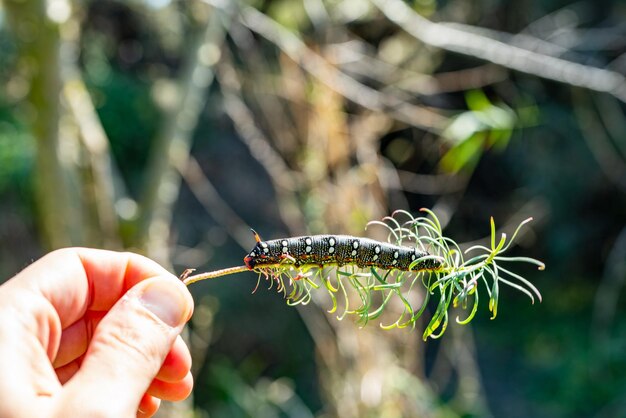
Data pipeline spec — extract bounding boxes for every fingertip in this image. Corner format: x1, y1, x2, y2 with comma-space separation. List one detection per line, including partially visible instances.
157, 336, 192, 383
136, 277, 194, 329
138, 394, 160, 418
147, 371, 194, 402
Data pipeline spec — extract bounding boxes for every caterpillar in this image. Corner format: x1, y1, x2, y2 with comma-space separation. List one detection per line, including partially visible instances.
181, 209, 544, 340
243, 230, 442, 272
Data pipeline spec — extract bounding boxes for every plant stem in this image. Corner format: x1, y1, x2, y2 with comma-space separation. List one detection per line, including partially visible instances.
182, 265, 250, 286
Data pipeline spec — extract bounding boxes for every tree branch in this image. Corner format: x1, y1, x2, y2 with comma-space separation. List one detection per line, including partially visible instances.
205, 0, 445, 130
373, 0, 626, 102
137, 4, 228, 261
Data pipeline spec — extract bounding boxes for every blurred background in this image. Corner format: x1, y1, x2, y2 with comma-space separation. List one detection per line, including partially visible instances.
1, 0, 626, 416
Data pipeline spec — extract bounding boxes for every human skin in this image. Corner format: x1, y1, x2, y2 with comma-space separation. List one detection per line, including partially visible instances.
0, 248, 195, 417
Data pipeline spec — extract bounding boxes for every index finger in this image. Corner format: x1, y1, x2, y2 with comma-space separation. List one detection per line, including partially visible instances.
8, 247, 178, 328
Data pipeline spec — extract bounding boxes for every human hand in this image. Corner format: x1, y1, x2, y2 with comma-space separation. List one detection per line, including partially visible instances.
0, 248, 194, 417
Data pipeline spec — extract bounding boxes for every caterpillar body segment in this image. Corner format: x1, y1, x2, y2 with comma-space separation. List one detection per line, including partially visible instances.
243, 234, 443, 272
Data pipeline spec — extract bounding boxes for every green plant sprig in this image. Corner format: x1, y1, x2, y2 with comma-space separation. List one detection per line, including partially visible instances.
181, 209, 544, 340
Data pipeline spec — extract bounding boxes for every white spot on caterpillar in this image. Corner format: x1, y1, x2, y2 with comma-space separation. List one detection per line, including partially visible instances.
329, 237, 336, 246
411, 253, 416, 260
352, 241, 359, 249
306, 246, 312, 253
374, 246, 381, 254
392, 259, 398, 265
305, 237, 312, 245
282, 246, 288, 253
282, 240, 288, 246
328, 246, 335, 254
372, 254, 378, 261
263, 247, 269, 254
351, 250, 357, 256
393, 251, 399, 259
261, 242, 268, 248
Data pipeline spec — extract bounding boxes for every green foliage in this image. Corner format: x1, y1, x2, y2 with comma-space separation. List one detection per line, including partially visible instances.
266, 0, 309, 30
85, 67, 160, 191
440, 90, 516, 173
0, 119, 34, 193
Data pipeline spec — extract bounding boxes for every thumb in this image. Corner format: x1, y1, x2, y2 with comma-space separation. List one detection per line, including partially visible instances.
58, 276, 193, 417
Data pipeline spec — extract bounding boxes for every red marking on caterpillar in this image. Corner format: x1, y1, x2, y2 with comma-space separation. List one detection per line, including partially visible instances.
243, 233, 442, 273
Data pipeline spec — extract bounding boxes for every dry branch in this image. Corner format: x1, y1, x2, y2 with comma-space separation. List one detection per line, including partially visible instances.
205, 0, 445, 130
373, 0, 626, 102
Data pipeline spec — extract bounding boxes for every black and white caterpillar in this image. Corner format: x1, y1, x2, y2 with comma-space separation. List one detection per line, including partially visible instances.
244, 230, 442, 272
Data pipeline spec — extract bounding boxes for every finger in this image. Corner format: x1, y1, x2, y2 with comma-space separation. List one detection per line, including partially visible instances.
55, 356, 83, 384
53, 311, 105, 368
156, 336, 192, 383
12, 248, 176, 330
56, 328, 190, 384
56, 322, 191, 379
147, 371, 193, 401
138, 394, 160, 418
0, 320, 61, 416
57, 276, 193, 417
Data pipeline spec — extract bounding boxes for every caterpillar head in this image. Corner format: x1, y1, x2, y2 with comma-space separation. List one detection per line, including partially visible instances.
244, 251, 258, 269
244, 229, 265, 269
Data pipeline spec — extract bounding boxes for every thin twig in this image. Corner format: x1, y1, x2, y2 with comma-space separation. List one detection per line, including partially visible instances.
179, 156, 253, 250
591, 225, 626, 351
215, 54, 306, 235
574, 90, 626, 192
216, 61, 300, 192
328, 39, 508, 95
182, 265, 250, 285
396, 170, 468, 195
224, 23, 303, 157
